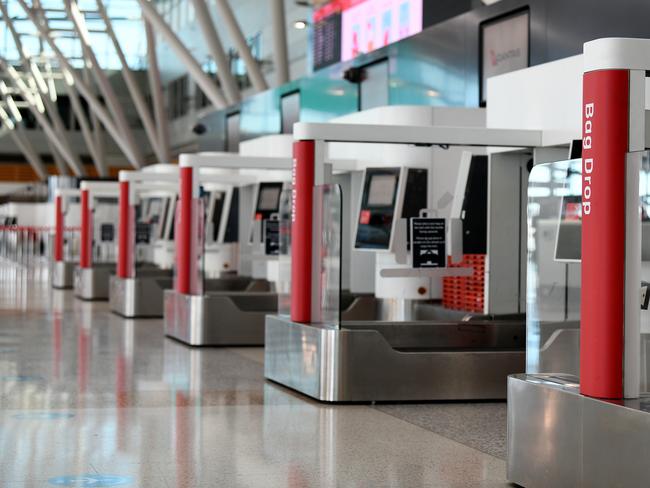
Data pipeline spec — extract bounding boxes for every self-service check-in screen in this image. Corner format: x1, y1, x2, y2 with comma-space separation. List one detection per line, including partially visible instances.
257, 185, 283, 213
355, 168, 400, 250
555, 195, 582, 262
367, 174, 397, 206
251, 182, 284, 243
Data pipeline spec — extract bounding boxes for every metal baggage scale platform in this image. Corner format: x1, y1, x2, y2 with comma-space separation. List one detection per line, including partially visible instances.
73, 181, 121, 301
109, 165, 179, 318
265, 106, 577, 402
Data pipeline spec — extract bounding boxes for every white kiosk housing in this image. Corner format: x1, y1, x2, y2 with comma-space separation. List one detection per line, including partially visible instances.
73, 181, 120, 300
109, 164, 179, 317
164, 135, 293, 346
264, 104, 576, 402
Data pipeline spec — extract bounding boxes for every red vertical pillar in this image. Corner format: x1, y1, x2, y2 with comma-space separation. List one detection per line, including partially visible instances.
80, 189, 92, 269
117, 181, 131, 278
54, 195, 63, 262
580, 69, 630, 399
176, 167, 194, 294
290, 140, 315, 323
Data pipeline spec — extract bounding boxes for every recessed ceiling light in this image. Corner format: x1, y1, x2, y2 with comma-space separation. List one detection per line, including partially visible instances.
293, 20, 308, 30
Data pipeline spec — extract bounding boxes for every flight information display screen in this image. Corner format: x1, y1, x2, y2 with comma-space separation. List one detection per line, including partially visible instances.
313, 0, 423, 70
313, 10, 342, 70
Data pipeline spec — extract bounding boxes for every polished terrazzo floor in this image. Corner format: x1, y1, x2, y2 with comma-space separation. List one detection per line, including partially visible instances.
0, 264, 511, 487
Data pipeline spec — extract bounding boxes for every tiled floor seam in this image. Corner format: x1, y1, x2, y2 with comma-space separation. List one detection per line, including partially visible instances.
370, 405, 505, 461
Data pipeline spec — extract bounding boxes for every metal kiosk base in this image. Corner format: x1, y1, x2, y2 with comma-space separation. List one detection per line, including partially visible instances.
507, 374, 650, 487
164, 277, 277, 346
109, 269, 174, 318
74, 263, 114, 300
264, 315, 525, 402
165, 282, 378, 347
52, 261, 75, 289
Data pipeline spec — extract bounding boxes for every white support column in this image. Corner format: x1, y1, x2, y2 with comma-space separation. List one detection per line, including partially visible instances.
65, 0, 144, 166
0, 63, 85, 177
271, 0, 289, 85
0, 0, 85, 176
137, 0, 228, 109
95, 0, 167, 166
10, 128, 48, 180
31, 6, 85, 176
84, 67, 106, 170
214, 0, 268, 92
15, 0, 141, 168
64, 81, 108, 177
46, 140, 70, 176
40, 87, 85, 174
144, 20, 171, 164
190, 0, 240, 104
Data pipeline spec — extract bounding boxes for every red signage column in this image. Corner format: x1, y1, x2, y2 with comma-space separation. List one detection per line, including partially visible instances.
54, 195, 63, 262
580, 69, 630, 399
290, 140, 315, 323
117, 181, 131, 279
80, 189, 92, 269
176, 167, 194, 294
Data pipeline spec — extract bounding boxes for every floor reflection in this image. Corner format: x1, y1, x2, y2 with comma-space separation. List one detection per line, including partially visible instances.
0, 269, 508, 487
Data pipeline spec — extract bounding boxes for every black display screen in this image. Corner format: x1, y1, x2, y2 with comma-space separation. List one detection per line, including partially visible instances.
255, 182, 283, 218
355, 168, 401, 250
402, 168, 428, 248
100, 223, 114, 242
264, 219, 280, 256
135, 222, 151, 244
210, 191, 225, 242
555, 195, 582, 261
461, 155, 488, 254
159, 198, 170, 240
168, 198, 177, 240
313, 12, 342, 71
251, 182, 284, 244
224, 187, 239, 243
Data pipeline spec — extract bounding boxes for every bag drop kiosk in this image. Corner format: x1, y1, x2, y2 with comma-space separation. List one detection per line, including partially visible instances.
164, 136, 294, 346
52, 188, 82, 289
109, 165, 179, 318
73, 181, 120, 300
507, 38, 650, 488
264, 107, 575, 402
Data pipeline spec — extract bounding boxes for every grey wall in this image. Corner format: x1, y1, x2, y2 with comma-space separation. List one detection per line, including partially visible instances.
198, 0, 650, 149
418, 0, 650, 106
350, 0, 650, 107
